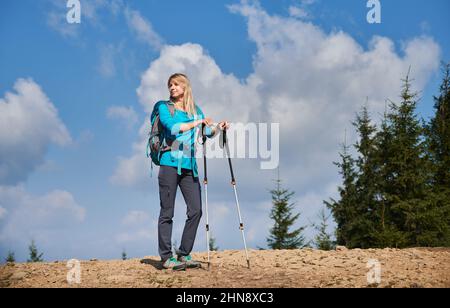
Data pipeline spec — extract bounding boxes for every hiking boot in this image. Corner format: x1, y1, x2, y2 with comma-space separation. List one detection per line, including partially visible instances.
162, 257, 186, 271
178, 255, 202, 269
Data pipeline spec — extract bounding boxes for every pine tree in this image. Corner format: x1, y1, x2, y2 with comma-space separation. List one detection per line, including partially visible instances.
426, 62, 450, 188
327, 68, 450, 248
423, 62, 450, 246
381, 70, 441, 247
313, 208, 335, 250
27, 240, 44, 262
324, 135, 359, 248
122, 250, 127, 260
6, 251, 15, 263
351, 104, 379, 247
267, 178, 306, 249
209, 236, 219, 251
372, 109, 408, 247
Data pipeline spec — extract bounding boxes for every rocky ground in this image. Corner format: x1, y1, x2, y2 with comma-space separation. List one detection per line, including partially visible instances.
1, 247, 449, 288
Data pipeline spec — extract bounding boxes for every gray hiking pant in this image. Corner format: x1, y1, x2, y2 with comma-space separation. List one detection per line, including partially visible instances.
158, 165, 202, 262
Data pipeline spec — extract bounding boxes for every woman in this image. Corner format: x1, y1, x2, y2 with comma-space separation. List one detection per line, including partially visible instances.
157, 73, 229, 270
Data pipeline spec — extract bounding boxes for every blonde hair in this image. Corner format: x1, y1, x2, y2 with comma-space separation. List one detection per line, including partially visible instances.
168, 73, 197, 117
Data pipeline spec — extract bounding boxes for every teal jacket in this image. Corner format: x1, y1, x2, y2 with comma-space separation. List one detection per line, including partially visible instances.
158, 101, 214, 177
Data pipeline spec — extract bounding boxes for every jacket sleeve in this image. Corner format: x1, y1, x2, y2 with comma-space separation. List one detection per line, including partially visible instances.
159, 103, 181, 136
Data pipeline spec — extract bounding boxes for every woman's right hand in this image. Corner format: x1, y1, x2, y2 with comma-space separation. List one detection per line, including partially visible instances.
201, 117, 213, 126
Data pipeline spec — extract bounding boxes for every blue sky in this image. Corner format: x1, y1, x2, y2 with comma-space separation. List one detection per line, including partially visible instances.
1, 0, 449, 262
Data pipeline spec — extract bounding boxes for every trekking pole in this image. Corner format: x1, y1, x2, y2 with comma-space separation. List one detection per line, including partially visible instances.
201, 124, 211, 270
222, 128, 250, 269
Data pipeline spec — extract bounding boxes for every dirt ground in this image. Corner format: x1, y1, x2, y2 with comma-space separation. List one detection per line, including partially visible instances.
1, 247, 449, 288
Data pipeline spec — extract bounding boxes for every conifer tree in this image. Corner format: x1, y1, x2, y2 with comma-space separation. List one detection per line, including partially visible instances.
426, 62, 450, 189
6, 251, 15, 263
351, 104, 378, 247
27, 240, 44, 262
209, 236, 219, 251
324, 136, 359, 247
372, 109, 407, 247
423, 62, 450, 246
267, 177, 306, 249
380, 70, 442, 247
327, 68, 450, 248
313, 208, 335, 250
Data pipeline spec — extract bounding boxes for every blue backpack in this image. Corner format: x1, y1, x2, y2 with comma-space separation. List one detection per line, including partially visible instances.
146, 101, 175, 175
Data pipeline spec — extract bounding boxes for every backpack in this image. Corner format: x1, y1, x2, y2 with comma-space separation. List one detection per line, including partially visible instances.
146, 101, 175, 175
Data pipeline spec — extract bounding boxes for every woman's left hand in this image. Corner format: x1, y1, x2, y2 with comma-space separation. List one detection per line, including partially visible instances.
218, 121, 230, 130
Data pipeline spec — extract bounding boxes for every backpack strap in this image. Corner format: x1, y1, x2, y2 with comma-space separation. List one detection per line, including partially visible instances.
161, 101, 176, 150
165, 101, 185, 176
165, 100, 175, 117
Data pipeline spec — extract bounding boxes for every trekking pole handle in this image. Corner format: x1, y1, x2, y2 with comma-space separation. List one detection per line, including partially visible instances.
201, 123, 207, 144
223, 127, 227, 145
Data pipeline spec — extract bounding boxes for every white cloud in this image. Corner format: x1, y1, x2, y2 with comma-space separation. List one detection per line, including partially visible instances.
47, 10, 79, 38
112, 0, 441, 247
109, 0, 124, 16
106, 105, 139, 129
111, 43, 257, 188
0, 78, 72, 185
122, 210, 150, 226
136, 43, 257, 118
46, 2, 159, 79
96, 41, 132, 79
46, 0, 83, 38
227, 0, 440, 179
116, 210, 156, 245
300, 0, 317, 5
46, 0, 162, 51
109, 135, 152, 189
124, 7, 163, 50
82, 0, 116, 23
289, 6, 309, 19
289, 0, 317, 19
0, 185, 85, 246
97, 43, 119, 78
